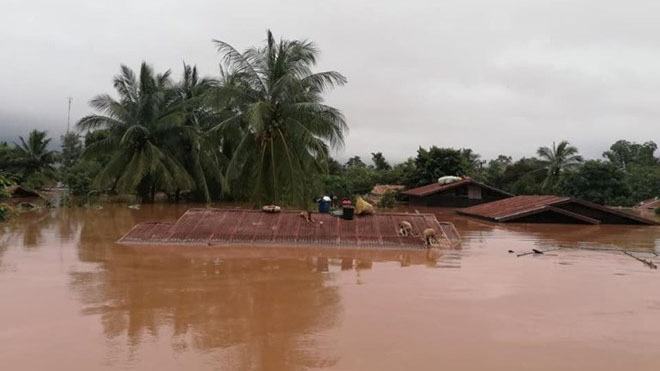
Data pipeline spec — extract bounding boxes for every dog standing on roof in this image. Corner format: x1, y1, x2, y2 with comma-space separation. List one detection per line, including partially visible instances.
423, 228, 440, 247
398, 221, 414, 237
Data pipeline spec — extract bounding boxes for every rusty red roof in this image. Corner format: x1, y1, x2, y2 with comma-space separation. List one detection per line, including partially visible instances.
637, 198, 660, 210
457, 195, 658, 225
401, 179, 513, 197
118, 209, 462, 249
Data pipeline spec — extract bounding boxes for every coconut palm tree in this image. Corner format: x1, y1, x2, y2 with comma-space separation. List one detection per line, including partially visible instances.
210, 30, 348, 206
172, 63, 226, 202
10, 130, 58, 188
77, 62, 192, 201
537, 140, 583, 190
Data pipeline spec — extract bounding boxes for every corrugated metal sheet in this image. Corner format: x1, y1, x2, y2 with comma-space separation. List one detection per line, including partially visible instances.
458, 195, 569, 220
457, 195, 658, 225
118, 209, 462, 249
402, 179, 513, 197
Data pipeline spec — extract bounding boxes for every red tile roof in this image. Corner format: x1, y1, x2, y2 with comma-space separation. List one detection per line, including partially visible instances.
401, 179, 513, 197
457, 195, 658, 225
118, 208, 462, 249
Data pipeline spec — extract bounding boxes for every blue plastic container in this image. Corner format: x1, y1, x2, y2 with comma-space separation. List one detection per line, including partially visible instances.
318, 199, 331, 213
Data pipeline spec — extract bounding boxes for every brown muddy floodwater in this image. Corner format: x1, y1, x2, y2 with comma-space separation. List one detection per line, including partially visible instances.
1, 204, 659, 371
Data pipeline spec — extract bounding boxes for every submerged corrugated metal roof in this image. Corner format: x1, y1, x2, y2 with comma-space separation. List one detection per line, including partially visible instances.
458, 195, 569, 220
401, 179, 513, 197
457, 195, 658, 225
637, 198, 660, 210
118, 209, 462, 249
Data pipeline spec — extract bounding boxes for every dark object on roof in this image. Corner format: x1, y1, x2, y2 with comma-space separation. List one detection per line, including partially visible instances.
118, 208, 462, 249
457, 195, 658, 225
402, 178, 513, 207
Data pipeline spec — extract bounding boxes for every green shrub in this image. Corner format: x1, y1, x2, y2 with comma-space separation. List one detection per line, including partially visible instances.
0, 204, 16, 222
0, 174, 13, 200
378, 191, 397, 209
64, 160, 101, 197
655, 207, 660, 215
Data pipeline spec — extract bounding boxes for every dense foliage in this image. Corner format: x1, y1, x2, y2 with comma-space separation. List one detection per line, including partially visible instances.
1, 130, 57, 189
536, 140, 583, 191
0, 33, 657, 208
0, 173, 14, 221
211, 31, 347, 206
319, 140, 657, 207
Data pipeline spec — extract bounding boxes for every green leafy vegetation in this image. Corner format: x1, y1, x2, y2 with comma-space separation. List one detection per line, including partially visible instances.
378, 191, 397, 209
1, 130, 57, 189
211, 31, 347, 206
555, 160, 630, 206
0, 174, 15, 222
0, 204, 15, 222
0, 33, 657, 209
536, 140, 583, 191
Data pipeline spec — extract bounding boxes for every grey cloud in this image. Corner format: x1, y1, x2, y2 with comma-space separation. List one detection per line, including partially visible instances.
1, 0, 658, 164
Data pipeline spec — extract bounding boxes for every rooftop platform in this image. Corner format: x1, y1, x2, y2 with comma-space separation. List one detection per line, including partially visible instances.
457, 195, 658, 225
118, 208, 462, 249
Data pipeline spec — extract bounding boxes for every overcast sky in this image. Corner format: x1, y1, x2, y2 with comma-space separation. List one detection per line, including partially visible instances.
1, 0, 659, 163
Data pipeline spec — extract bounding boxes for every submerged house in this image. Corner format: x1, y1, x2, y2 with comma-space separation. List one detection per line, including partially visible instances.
6, 185, 41, 199
4, 185, 46, 206
636, 198, 660, 210
402, 178, 513, 207
457, 195, 658, 225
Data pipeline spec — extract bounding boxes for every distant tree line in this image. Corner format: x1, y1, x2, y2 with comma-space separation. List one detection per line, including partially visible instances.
1, 128, 657, 208
322, 140, 659, 207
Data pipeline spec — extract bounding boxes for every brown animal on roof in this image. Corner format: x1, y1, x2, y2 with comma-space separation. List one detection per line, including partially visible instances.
398, 221, 413, 237
423, 228, 439, 247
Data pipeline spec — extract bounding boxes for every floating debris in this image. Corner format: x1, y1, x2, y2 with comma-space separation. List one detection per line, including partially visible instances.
517, 247, 561, 257
623, 251, 658, 270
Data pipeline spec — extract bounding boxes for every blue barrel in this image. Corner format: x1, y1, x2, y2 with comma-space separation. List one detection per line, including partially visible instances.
318, 199, 330, 213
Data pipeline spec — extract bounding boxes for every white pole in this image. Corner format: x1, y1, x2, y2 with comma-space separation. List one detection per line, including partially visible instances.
66, 97, 72, 133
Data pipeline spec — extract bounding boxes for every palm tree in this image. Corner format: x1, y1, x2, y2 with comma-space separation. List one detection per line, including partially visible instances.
537, 140, 583, 190
77, 62, 192, 202
209, 30, 348, 206
10, 130, 58, 189
172, 63, 226, 202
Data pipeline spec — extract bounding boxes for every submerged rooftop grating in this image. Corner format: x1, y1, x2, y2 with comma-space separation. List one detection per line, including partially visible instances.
118, 209, 462, 249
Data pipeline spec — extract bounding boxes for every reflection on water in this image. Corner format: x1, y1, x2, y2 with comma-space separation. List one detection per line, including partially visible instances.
74, 206, 341, 370
0, 204, 659, 370
70, 256, 341, 370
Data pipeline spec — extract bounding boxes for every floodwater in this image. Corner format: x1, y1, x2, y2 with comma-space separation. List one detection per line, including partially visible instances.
1, 205, 659, 371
